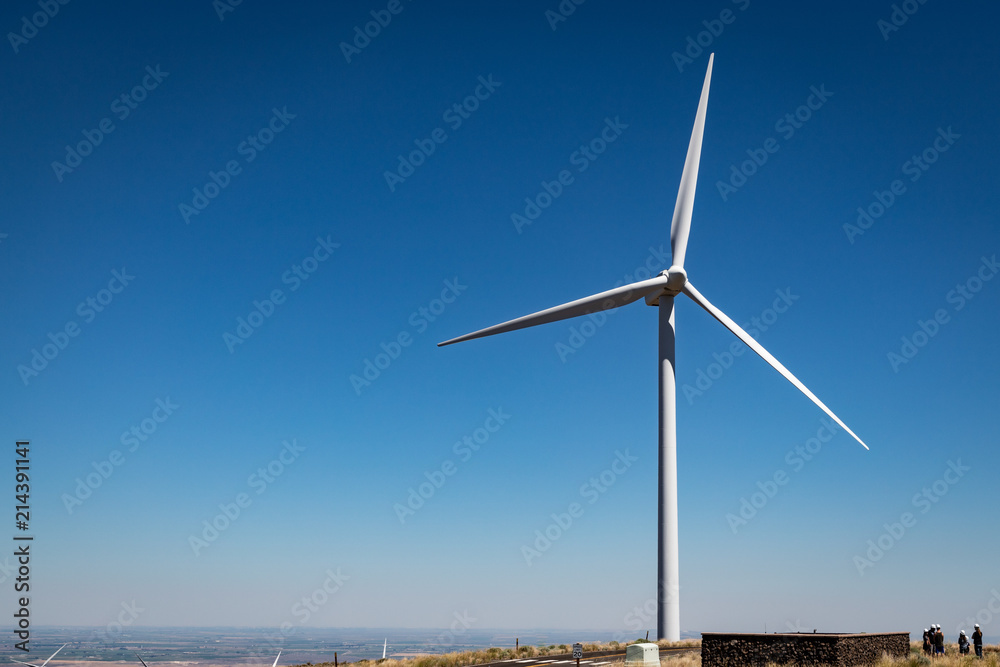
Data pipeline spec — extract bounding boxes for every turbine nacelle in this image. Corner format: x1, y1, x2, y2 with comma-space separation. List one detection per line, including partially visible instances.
646, 266, 688, 305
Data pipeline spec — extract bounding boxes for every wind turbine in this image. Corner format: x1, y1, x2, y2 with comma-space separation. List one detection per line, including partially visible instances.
9, 644, 67, 667
438, 53, 869, 641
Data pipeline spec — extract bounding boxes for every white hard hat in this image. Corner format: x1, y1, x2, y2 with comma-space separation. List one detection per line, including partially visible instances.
961, 631, 966, 635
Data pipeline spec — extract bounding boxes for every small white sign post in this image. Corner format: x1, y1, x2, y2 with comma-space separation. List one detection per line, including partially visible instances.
572, 643, 583, 666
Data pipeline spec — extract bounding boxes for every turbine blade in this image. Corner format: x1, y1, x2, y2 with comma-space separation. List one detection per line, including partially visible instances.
670, 53, 714, 270
682, 281, 869, 450
10, 660, 39, 667
39, 645, 67, 667
136, 654, 149, 667
272, 652, 281, 667
439, 274, 670, 346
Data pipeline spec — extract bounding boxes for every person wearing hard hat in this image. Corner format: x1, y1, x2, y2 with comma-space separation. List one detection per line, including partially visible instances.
935, 625, 945, 656
922, 628, 932, 656
960, 631, 971, 655
973, 624, 984, 659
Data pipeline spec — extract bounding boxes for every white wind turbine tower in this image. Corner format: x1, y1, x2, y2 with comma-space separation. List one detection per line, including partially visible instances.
438, 53, 869, 641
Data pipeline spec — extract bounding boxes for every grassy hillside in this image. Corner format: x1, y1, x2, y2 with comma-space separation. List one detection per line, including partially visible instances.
294, 639, 1000, 667
295, 639, 700, 667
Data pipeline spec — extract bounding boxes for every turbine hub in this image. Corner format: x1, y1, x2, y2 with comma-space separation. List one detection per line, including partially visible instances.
664, 266, 688, 295
646, 266, 688, 305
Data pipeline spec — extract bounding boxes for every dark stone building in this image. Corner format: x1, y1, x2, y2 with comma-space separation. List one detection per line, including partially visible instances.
701, 632, 910, 667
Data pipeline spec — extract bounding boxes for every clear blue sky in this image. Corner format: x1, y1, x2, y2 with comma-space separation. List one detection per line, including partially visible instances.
2, 0, 999, 642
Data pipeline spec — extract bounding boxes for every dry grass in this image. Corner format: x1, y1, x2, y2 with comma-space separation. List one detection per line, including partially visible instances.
293, 639, 1000, 667
297, 638, 702, 667
680, 642, 999, 667
649, 640, 1000, 667
659, 648, 701, 667
886, 642, 1000, 667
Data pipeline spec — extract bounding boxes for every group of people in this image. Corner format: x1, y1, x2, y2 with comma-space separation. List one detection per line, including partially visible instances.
922, 624, 985, 658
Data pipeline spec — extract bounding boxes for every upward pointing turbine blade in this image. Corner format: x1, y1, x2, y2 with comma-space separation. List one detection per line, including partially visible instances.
272, 652, 282, 667
681, 281, 869, 450
438, 274, 670, 346
669, 53, 714, 270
